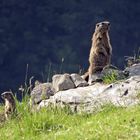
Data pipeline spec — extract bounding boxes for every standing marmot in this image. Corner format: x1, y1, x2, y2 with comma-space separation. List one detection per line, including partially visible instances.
1, 91, 16, 120
84, 21, 112, 84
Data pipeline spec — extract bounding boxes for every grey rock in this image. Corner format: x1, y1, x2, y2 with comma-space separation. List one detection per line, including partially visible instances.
52, 74, 75, 92
88, 67, 126, 85
125, 56, 140, 67
71, 73, 88, 87
124, 63, 140, 77
101, 66, 126, 80
38, 76, 140, 113
90, 73, 103, 83
30, 83, 55, 104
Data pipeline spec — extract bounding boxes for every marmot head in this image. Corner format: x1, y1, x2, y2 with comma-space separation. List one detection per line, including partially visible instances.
1, 92, 14, 101
95, 21, 110, 34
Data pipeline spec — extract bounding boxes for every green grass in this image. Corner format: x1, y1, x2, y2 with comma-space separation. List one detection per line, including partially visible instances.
102, 71, 118, 84
0, 98, 140, 140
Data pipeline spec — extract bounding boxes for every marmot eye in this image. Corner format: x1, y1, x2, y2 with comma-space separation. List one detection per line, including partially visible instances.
96, 24, 100, 27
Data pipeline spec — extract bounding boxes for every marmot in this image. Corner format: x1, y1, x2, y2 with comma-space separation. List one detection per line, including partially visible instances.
1, 91, 16, 120
84, 21, 112, 84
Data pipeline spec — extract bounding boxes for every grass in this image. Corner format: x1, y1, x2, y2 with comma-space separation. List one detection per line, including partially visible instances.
0, 66, 139, 140
102, 71, 118, 84
0, 97, 140, 140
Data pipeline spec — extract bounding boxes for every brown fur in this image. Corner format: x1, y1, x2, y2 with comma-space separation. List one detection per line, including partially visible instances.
84, 21, 112, 83
1, 92, 16, 120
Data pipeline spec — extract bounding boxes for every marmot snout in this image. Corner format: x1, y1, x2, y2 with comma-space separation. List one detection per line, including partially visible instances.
96, 21, 110, 32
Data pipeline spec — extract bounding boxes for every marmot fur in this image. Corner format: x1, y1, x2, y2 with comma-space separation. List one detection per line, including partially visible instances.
84, 21, 112, 84
1, 91, 16, 120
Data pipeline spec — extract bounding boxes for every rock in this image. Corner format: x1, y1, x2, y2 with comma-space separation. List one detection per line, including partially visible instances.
30, 83, 55, 104
124, 63, 140, 77
125, 56, 140, 67
38, 76, 140, 113
90, 73, 103, 83
88, 66, 126, 84
101, 66, 126, 80
52, 74, 75, 92
71, 73, 88, 87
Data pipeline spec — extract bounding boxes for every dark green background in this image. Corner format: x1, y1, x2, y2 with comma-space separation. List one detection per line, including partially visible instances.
0, 0, 140, 93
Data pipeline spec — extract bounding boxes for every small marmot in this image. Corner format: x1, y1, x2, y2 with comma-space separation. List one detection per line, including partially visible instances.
84, 21, 112, 84
1, 91, 16, 120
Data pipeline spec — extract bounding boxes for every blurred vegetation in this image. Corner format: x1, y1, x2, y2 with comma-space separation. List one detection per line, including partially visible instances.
0, 0, 140, 92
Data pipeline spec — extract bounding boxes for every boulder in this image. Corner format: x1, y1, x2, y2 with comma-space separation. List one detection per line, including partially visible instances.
89, 72, 103, 83
125, 56, 140, 67
38, 76, 140, 113
124, 63, 140, 77
71, 73, 88, 87
101, 67, 127, 80
88, 66, 126, 84
52, 74, 75, 92
30, 83, 55, 105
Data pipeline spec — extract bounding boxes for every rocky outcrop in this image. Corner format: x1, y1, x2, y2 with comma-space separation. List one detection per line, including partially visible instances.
30, 83, 55, 104
52, 74, 75, 92
30, 74, 88, 105
101, 66, 127, 80
38, 75, 140, 113
71, 73, 88, 87
124, 63, 140, 77
82, 66, 127, 83
29, 64, 140, 113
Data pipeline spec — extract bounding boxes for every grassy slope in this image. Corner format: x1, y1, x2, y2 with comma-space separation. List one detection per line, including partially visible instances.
0, 100, 140, 140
